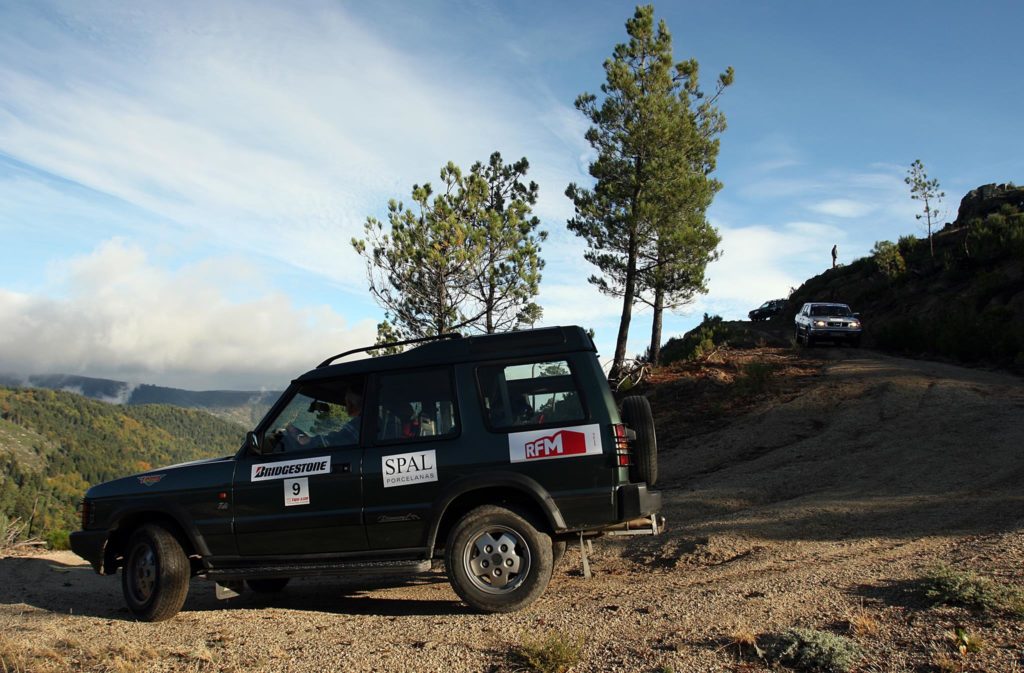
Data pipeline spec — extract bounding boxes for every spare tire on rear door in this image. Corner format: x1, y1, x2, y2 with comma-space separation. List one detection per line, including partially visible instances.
621, 395, 657, 486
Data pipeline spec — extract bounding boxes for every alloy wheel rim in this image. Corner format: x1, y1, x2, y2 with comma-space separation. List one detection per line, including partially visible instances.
463, 525, 531, 594
127, 541, 158, 603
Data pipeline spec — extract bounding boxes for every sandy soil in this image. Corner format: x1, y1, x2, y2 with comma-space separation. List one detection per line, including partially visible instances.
2, 348, 1022, 672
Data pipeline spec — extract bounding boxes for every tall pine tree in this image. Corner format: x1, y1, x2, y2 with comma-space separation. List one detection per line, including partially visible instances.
567, 5, 731, 375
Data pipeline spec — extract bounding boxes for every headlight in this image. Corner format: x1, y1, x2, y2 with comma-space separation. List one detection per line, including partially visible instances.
814, 320, 826, 327
850, 321, 861, 328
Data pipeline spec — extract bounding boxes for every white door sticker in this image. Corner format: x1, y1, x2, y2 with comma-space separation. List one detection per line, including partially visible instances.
284, 477, 310, 506
382, 450, 438, 488
508, 424, 603, 463
251, 456, 331, 482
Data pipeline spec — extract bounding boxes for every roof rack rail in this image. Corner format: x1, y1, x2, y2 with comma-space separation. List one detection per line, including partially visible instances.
316, 332, 462, 368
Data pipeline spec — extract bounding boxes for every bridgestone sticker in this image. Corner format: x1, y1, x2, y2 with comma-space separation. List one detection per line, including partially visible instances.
251, 456, 331, 482
508, 424, 603, 463
382, 450, 437, 488
284, 477, 309, 507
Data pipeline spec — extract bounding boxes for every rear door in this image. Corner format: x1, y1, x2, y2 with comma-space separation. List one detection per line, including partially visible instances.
361, 367, 460, 550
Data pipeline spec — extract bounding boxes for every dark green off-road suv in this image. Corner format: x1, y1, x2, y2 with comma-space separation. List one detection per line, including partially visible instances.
71, 326, 662, 621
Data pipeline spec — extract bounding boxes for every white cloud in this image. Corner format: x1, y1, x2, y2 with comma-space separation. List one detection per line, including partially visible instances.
808, 198, 876, 218
0, 239, 376, 389
0, 1, 588, 290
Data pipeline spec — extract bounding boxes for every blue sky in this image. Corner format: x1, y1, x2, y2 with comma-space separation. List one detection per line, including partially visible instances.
1, 0, 1022, 389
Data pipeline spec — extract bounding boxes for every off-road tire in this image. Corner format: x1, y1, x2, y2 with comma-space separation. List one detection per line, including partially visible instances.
552, 539, 567, 568
621, 395, 658, 487
246, 578, 291, 593
794, 327, 802, 345
121, 524, 190, 622
445, 505, 553, 613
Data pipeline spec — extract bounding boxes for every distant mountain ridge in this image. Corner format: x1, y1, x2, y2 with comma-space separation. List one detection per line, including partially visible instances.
0, 373, 280, 427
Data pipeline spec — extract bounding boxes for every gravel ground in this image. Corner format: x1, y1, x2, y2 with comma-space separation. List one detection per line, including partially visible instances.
2, 349, 1022, 672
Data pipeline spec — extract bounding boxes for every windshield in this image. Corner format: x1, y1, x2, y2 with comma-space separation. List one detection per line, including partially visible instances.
810, 305, 852, 317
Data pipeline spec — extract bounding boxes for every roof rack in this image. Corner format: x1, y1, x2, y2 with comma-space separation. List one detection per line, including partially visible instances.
316, 332, 462, 368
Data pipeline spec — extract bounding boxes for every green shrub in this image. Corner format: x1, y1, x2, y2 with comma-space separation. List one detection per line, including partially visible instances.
968, 210, 1024, 259
871, 241, 906, 279
735, 361, 778, 395
762, 628, 860, 673
661, 314, 728, 364
510, 631, 582, 673
44, 529, 70, 551
921, 563, 1024, 617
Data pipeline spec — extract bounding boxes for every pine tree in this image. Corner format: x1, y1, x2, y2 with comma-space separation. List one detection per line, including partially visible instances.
905, 159, 945, 258
566, 4, 731, 375
467, 152, 547, 333
353, 155, 546, 341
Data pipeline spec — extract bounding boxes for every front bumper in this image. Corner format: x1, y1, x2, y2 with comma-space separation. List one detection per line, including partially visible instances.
70, 530, 108, 574
808, 327, 862, 341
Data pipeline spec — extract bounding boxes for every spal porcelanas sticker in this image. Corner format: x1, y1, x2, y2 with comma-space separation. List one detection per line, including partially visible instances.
251, 456, 331, 482
508, 424, 602, 463
382, 450, 437, 488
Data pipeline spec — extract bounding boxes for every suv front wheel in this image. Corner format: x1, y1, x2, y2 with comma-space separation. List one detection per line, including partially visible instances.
445, 505, 553, 613
121, 524, 190, 622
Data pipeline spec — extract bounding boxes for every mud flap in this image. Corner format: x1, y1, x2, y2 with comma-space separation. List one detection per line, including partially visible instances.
215, 581, 244, 600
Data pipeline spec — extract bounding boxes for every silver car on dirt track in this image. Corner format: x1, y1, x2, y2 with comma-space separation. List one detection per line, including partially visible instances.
794, 302, 862, 347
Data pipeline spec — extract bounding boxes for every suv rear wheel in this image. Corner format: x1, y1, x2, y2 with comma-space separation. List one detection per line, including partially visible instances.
621, 395, 658, 487
445, 505, 553, 613
121, 524, 190, 622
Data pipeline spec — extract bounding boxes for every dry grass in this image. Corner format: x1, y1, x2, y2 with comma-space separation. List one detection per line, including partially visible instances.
722, 628, 762, 659
845, 610, 880, 638
0, 636, 169, 673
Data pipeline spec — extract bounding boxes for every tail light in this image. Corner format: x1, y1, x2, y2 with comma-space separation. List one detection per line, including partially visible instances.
612, 423, 632, 467
79, 499, 94, 529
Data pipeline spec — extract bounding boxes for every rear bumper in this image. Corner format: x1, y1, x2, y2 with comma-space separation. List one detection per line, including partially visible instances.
617, 483, 661, 521
70, 530, 107, 573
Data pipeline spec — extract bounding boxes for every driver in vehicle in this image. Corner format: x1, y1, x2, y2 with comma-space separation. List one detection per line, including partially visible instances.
275, 386, 363, 450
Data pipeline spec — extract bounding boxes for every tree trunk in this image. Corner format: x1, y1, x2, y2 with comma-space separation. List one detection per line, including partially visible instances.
611, 233, 639, 380
649, 285, 664, 366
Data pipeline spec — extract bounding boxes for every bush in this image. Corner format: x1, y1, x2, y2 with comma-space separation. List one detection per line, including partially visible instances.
661, 314, 729, 364
735, 361, 778, 395
968, 209, 1024, 259
871, 241, 906, 279
920, 563, 1024, 617
762, 628, 860, 673
510, 631, 582, 673
44, 529, 70, 551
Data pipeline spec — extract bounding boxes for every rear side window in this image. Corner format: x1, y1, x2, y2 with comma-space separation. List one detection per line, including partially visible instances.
374, 368, 458, 443
477, 359, 585, 430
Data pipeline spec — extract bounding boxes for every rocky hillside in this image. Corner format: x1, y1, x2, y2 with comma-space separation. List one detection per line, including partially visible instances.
778, 183, 1024, 369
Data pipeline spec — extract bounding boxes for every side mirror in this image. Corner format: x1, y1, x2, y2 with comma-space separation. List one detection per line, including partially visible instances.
853, 313, 861, 319
245, 431, 262, 455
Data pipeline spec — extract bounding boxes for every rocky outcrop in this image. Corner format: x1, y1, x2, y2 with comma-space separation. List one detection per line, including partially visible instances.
956, 182, 1024, 224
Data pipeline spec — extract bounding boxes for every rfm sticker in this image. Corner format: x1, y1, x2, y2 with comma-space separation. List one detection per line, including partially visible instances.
284, 477, 309, 506
507, 424, 602, 463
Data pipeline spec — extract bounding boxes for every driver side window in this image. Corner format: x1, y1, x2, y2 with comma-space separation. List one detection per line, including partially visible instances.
264, 378, 363, 453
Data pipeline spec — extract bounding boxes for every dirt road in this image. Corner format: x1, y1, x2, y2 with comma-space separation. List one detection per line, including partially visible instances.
2, 350, 1022, 672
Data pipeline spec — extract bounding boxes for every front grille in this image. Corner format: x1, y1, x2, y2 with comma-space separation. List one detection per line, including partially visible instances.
828, 321, 845, 327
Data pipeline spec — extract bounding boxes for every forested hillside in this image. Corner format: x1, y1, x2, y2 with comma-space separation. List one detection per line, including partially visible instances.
0, 387, 245, 547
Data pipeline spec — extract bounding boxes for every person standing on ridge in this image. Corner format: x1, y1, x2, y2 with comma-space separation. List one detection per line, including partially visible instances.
831, 244, 838, 269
